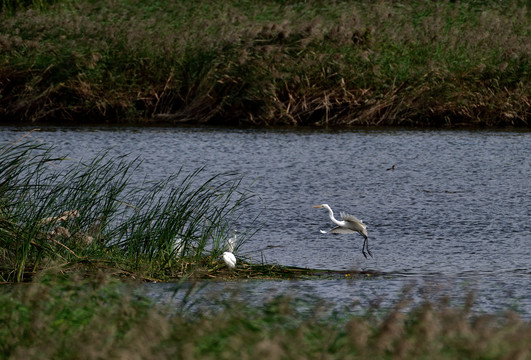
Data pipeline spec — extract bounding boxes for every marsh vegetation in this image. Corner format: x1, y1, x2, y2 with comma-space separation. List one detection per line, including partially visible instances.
1, 272, 530, 359
0, 0, 530, 126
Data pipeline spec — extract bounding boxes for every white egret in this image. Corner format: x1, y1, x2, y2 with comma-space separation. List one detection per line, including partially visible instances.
313, 204, 373, 259
225, 229, 237, 252
222, 251, 237, 269
172, 237, 184, 256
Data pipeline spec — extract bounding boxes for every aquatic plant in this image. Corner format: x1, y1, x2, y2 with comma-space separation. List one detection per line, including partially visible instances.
0, 134, 255, 282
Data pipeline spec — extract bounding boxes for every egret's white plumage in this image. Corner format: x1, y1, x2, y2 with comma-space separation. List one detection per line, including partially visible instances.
172, 237, 184, 256
313, 204, 373, 258
222, 251, 237, 269
226, 229, 237, 252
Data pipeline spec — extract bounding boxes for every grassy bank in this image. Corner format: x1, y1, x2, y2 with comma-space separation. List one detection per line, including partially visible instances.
1, 272, 530, 359
0, 133, 277, 282
0, 0, 530, 127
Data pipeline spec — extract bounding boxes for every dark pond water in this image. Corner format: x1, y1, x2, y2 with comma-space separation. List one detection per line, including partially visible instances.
2, 126, 530, 317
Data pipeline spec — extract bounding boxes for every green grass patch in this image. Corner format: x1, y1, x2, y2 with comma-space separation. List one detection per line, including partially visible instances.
0, 0, 530, 126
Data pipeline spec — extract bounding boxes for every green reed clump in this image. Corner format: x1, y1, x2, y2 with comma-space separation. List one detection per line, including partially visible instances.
0, 136, 254, 282
112, 168, 254, 279
0, 0, 530, 126
1, 272, 530, 359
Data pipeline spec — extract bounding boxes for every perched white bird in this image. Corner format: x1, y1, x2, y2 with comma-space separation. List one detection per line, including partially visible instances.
313, 204, 373, 259
172, 237, 184, 256
222, 251, 237, 269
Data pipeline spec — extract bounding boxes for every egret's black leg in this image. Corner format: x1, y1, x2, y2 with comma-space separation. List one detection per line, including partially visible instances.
365, 238, 373, 258
361, 239, 366, 258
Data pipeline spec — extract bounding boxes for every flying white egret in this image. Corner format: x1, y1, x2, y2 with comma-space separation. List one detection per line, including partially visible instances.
222, 251, 237, 269
313, 204, 373, 259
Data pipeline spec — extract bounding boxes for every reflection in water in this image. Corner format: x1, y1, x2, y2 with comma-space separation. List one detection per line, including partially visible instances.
1, 126, 530, 317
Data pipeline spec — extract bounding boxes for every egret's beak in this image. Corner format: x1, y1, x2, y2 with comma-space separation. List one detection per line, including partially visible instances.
312, 205, 323, 208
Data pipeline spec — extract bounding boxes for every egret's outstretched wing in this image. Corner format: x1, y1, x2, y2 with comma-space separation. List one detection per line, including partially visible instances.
321, 226, 357, 234
340, 212, 364, 224
339, 212, 368, 238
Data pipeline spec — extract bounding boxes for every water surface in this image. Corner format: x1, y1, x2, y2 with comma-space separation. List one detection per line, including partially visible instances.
2, 126, 529, 316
